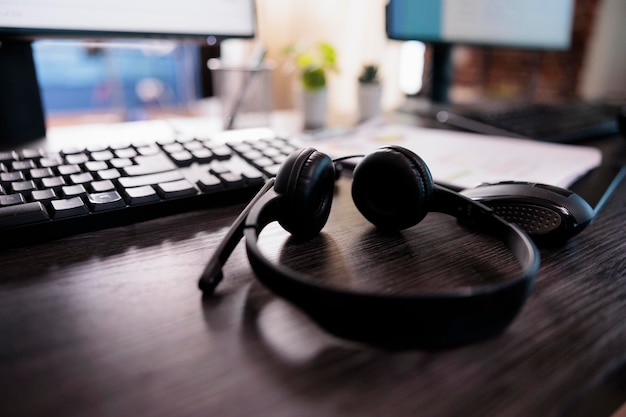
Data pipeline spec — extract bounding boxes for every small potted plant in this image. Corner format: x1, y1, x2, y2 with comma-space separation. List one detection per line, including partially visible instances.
283, 42, 338, 130
357, 64, 382, 122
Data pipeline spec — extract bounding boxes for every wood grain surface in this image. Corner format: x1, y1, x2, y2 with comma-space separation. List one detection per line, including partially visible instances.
1, 136, 625, 417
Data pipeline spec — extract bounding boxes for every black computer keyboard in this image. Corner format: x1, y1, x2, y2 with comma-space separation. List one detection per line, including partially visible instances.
0, 128, 302, 248
455, 101, 619, 143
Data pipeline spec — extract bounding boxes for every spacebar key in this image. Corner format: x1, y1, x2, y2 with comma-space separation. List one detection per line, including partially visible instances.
0, 202, 50, 227
119, 170, 184, 188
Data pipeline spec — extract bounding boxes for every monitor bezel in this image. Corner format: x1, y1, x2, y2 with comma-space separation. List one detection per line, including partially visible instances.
0, 28, 256, 42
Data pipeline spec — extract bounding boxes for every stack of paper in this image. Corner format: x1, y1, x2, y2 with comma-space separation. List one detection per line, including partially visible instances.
308, 122, 602, 189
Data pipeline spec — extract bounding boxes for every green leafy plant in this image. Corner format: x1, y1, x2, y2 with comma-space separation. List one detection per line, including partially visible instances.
358, 64, 380, 84
283, 42, 338, 92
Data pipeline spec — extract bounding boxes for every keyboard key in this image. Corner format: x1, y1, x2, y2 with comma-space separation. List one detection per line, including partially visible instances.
86, 143, 108, 153
192, 148, 213, 162
12, 160, 36, 171
265, 164, 282, 176
123, 185, 160, 205
11, 180, 37, 193
136, 145, 160, 156
178, 143, 197, 154
0, 151, 17, 163
51, 197, 89, 218
0, 194, 26, 206
212, 146, 232, 160
123, 154, 176, 176
87, 191, 126, 211
0, 201, 49, 227
119, 170, 184, 188
169, 151, 194, 166
42, 176, 66, 188
58, 164, 82, 176
110, 142, 132, 151
114, 148, 137, 159
30, 167, 54, 179
62, 184, 87, 198
40, 155, 64, 168
90, 180, 116, 193
242, 170, 264, 184
60, 146, 82, 155
97, 168, 121, 180
262, 147, 281, 158
251, 157, 275, 168
242, 150, 264, 160
163, 143, 185, 153
32, 188, 57, 203
156, 180, 197, 199
91, 150, 115, 161
232, 143, 254, 153
176, 135, 195, 144
209, 161, 230, 175
20, 148, 43, 159
273, 154, 288, 165
65, 153, 89, 165
1, 172, 24, 182
85, 161, 108, 172
70, 172, 94, 185
156, 137, 176, 146
197, 174, 223, 192
110, 158, 133, 169
183, 141, 204, 151
220, 173, 245, 188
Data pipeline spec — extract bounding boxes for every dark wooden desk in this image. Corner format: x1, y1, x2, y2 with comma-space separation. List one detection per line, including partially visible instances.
1, 128, 625, 417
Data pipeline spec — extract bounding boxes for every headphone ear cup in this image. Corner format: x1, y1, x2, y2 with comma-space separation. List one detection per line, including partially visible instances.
352, 146, 434, 230
274, 148, 335, 238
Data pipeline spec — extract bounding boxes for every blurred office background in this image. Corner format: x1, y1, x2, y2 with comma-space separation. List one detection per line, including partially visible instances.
33, 0, 625, 126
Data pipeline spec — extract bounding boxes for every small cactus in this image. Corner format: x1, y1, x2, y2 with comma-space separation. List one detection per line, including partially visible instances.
358, 64, 379, 84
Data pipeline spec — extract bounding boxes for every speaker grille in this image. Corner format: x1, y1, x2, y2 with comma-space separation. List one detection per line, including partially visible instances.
491, 203, 562, 234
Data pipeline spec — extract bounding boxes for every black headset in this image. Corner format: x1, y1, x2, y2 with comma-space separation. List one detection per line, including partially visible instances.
199, 146, 540, 350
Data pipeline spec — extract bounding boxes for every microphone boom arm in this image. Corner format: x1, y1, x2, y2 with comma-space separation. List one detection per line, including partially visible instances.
198, 178, 276, 293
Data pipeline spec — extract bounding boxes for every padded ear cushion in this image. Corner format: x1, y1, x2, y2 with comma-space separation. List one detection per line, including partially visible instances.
274, 148, 335, 238
352, 146, 434, 230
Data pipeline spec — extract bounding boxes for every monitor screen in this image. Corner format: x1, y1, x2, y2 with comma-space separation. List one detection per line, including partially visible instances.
0, 0, 256, 145
0, 0, 256, 39
387, 0, 575, 50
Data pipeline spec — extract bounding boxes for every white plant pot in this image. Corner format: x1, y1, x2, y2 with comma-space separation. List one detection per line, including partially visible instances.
357, 84, 382, 122
300, 88, 328, 130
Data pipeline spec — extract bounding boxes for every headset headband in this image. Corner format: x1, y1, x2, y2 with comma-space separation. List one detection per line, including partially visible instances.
241, 184, 538, 350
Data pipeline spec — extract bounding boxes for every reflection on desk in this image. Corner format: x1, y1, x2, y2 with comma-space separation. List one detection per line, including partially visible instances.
1, 166, 625, 416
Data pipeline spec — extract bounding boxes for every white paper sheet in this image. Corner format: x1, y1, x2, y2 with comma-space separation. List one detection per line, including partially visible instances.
307, 122, 602, 189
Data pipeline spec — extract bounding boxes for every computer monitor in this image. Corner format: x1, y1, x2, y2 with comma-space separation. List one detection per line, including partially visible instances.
0, 0, 257, 145
386, 0, 575, 104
